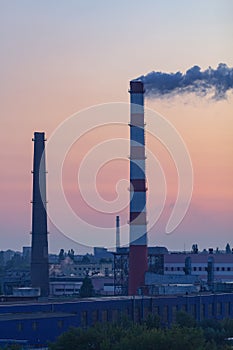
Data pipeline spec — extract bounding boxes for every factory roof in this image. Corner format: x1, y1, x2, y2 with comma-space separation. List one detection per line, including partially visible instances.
0, 312, 75, 321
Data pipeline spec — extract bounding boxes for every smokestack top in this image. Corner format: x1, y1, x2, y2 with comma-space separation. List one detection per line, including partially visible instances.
129, 80, 145, 93
33, 132, 45, 142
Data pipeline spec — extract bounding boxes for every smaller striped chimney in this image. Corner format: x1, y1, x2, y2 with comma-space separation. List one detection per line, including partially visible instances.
116, 216, 120, 251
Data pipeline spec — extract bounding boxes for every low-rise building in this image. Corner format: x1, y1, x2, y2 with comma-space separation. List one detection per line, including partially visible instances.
164, 252, 233, 282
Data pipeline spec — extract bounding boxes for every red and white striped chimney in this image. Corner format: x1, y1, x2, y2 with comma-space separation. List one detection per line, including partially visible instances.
128, 81, 148, 295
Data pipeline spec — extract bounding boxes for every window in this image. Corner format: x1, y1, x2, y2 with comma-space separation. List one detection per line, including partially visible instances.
81, 311, 88, 328
227, 267, 231, 271
162, 305, 168, 323
193, 267, 197, 271
200, 304, 205, 320
222, 267, 225, 271
208, 303, 214, 317
199, 267, 202, 271
92, 310, 99, 325
134, 307, 140, 323
32, 322, 38, 331
216, 267, 220, 271
117, 307, 128, 320
17, 323, 23, 331
190, 304, 196, 318
217, 302, 222, 316
172, 305, 178, 322
112, 309, 119, 322
143, 307, 149, 320
57, 320, 64, 329
225, 302, 230, 317
181, 304, 187, 312
102, 310, 108, 322
153, 305, 159, 315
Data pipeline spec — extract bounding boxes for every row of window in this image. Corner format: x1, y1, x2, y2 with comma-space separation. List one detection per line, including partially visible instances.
156, 301, 231, 323
16, 309, 128, 332
73, 267, 101, 271
165, 266, 233, 272
17, 320, 64, 331
81, 308, 130, 327
15, 301, 232, 332
54, 288, 80, 292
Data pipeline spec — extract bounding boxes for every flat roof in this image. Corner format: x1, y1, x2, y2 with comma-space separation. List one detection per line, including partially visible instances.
0, 293, 231, 308
0, 312, 75, 321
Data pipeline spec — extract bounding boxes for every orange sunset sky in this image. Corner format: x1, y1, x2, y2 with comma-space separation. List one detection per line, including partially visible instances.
0, 0, 233, 253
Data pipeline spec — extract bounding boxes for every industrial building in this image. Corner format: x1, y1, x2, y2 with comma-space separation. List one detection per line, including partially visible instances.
114, 246, 233, 296
1, 293, 233, 346
164, 251, 233, 281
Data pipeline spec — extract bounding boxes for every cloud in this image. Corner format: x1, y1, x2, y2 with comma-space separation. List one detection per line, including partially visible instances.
136, 63, 233, 100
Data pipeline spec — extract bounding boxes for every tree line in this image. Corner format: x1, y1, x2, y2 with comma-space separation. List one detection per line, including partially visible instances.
49, 311, 233, 350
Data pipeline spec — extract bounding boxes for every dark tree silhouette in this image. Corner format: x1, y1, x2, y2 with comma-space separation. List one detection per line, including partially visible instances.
225, 243, 231, 254
58, 249, 65, 261
79, 276, 94, 298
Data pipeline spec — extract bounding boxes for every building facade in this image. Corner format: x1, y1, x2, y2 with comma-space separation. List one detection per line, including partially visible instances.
0, 293, 233, 347
164, 252, 233, 281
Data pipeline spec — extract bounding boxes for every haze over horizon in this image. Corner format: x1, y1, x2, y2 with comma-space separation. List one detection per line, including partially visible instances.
0, 0, 233, 253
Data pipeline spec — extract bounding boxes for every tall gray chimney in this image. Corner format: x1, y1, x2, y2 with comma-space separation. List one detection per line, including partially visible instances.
30, 132, 49, 297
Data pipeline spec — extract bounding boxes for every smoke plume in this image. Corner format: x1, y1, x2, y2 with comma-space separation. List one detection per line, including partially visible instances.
137, 63, 233, 100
